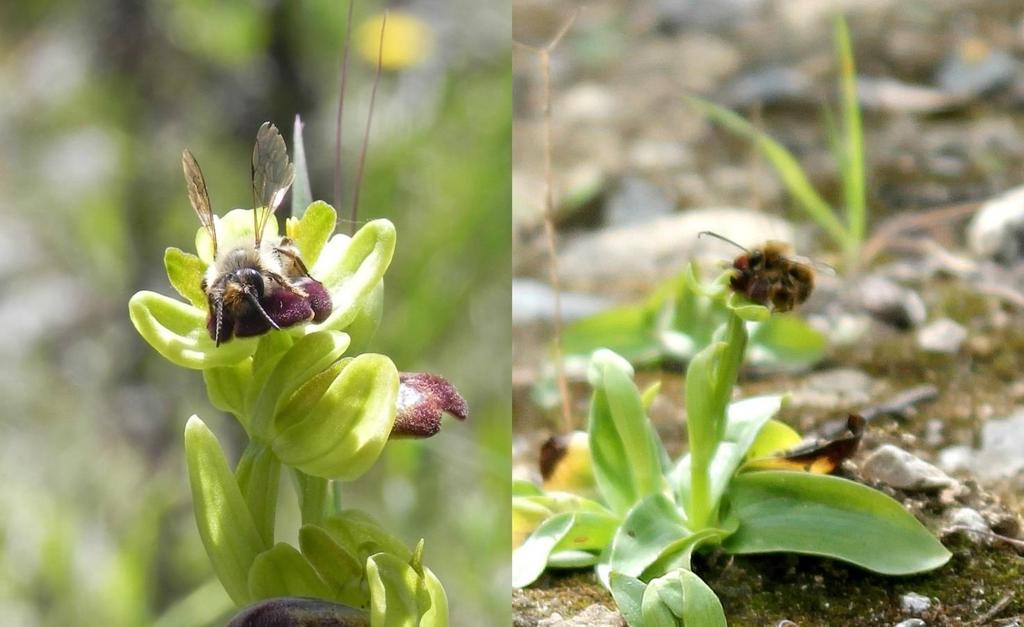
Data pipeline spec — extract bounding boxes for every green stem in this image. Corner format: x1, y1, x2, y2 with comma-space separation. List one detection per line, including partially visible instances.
235, 440, 280, 549
293, 469, 329, 525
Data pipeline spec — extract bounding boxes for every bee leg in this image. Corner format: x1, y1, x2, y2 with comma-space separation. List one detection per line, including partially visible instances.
267, 271, 309, 298
215, 300, 224, 346
274, 244, 311, 277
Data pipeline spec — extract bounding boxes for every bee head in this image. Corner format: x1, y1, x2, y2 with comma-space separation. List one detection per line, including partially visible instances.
748, 250, 764, 270
235, 267, 266, 299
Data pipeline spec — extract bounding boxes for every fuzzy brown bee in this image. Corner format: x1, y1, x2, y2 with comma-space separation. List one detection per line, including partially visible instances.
699, 232, 815, 312
183, 122, 332, 346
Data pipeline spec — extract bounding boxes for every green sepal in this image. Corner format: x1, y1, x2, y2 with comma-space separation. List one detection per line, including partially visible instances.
244, 333, 295, 417
307, 219, 396, 335
129, 291, 257, 370
345, 281, 384, 353
366, 550, 448, 627
195, 207, 278, 266
164, 247, 207, 308
271, 354, 399, 481
290, 200, 336, 268
725, 292, 770, 321
235, 441, 280, 549
320, 510, 413, 563
249, 330, 351, 440
183, 416, 264, 606
247, 542, 333, 601
203, 362, 252, 426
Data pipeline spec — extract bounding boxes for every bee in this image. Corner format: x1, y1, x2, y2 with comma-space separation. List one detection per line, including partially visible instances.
698, 231, 816, 312
182, 122, 332, 345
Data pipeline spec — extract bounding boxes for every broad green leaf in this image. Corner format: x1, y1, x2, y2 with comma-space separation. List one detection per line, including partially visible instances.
563, 304, 661, 366
513, 492, 614, 549
365, 553, 423, 627
272, 354, 399, 480
687, 96, 849, 249
299, 524, 366, 607
291, 200, 337, 268
249, 330, 351, 439
641, 569, 727, 627
247, 543, 333, 601
203, 362, 251, 424
588, 350, 664, 515
290, 115, 312, 219
749, 314, 827, 368
682, 341, 725, 527
183, 416, 264, 605
609, 572, 646, 627
723, 471, 951, 574
234, 442, 280, 549
129, 291, 257, 370
512, 480, 545, 497
609, 494, 689, 578
308, 219, 396, 334
725, 293, 770, 322
164, 247, 207, 308
675, 395, 785, 511
512, 513, 574, 588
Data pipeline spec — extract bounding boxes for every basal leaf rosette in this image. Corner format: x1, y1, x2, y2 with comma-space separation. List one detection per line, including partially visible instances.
128, 201, 394, 370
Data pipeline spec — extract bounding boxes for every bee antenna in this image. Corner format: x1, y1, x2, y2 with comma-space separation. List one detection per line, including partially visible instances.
350, 10, 386, 234
698, 231, 750, 253
333, 0, 355, 214
214, 299, 224, 347
243, 290, 281, 331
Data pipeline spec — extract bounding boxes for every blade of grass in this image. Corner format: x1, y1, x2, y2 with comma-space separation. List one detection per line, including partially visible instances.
687, 96, 850, 249
835, 15, 866, 252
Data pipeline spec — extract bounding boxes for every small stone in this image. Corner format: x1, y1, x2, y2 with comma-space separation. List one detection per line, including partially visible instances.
937, 445, 973, 475
900, 592, 932, 615
856, 276, 927, 329
512, 278, 611, 324
558, 83, 616, 124
862, 445, 956, 491
945, 507, 990, 545
916, 318, 967, 354
924, 419, 944, 448
605, 176, 675, 227
967, 184, 1024, 262
894, 619, 926, 627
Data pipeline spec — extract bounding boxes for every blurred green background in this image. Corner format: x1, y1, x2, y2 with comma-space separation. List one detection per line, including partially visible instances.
0, 1, 510, 625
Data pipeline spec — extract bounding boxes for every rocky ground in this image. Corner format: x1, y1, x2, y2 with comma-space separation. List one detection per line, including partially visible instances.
513, 0, 1024, 624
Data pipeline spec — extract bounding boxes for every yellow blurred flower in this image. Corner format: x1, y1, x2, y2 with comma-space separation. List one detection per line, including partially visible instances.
356, 12, 434, 70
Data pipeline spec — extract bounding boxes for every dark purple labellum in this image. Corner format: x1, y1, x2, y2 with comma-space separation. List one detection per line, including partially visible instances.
392, 372, 469, 438
207, 278, 333, 342
227, 597, 369, 627
295, 277, 333, 323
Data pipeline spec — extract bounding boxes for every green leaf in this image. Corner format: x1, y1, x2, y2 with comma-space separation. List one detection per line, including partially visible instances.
723, 471, 951, 574
308, 219, 396, 335
249, 330, 351, 439
563, 304, 661, 366
247, 543, 333, 601
641, 569, 727, 627
835, 15, 866, 250
271, 354, 399, 480
234, 442, 280, 549
129, 291, 258, 370
675, 395, 785, 511
291, 115, 312, 219
742, 418, 802, 462
512, 513, 574, 588
299, 524, 366, 607
291, 200, 337, 268
749, 314, 827, 369
609, 572, 646, 627
687, 96, 849, 249
365, 553, 425, 627
164, 247, 207, 309
609, 494, 689, 578
725, 293, 770, 322
183, 416, 264, 605
587, 350, 664, 515
320, 510, 412, 563
682, 341, 726, 528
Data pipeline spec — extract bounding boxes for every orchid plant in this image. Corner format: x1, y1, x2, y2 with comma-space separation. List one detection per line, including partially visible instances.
129, 120, 466, 626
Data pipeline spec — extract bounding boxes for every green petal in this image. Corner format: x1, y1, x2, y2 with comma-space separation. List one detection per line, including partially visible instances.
203, 362, 252, 425
271, 354, 399, 480
247, 543, 333, 601
307, 219, 396, 335
129, 291, 257, 369
184, 416, 264, 606
164, 247, 207, 308
290, 200, 337, 268
299, 524, 367, 607
345, 281, 384, 353
366, 550, 447, 627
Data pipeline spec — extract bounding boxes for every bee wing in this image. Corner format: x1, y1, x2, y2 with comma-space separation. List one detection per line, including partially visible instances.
790, 254, 836, 276
182, 149, 217, 257
251, 122, 295, 246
